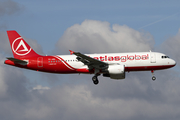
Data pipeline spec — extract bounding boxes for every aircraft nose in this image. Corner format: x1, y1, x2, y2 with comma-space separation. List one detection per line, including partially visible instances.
171, 59, 176, 66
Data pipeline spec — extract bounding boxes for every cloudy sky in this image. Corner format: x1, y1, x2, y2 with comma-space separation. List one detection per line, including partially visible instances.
0, 0, 180, 120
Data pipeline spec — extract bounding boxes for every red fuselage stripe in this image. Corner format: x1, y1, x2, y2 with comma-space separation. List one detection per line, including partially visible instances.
125, 65, 175, 71
54, 56, 76, 71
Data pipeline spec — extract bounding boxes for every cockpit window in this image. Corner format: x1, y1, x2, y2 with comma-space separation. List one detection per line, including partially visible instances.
162, 56, 169, 59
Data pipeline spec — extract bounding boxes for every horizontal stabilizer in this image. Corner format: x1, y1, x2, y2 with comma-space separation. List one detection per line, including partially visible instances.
7, 57, 28, 64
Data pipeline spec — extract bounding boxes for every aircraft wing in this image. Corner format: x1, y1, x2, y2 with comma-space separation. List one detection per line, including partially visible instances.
7, 57, 28, 64
69, 50, 108, 70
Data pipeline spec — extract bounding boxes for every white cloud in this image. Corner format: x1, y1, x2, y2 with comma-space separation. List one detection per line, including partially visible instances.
10, 81, 180, 120
160, 28, 180, 64
32, 85, 50, 94
0, 53, 30, 99
56, 20, 154, 54
33, 85, 50, 90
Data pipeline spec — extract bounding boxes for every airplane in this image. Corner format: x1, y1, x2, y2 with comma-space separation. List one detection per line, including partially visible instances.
4, 30, 176, 85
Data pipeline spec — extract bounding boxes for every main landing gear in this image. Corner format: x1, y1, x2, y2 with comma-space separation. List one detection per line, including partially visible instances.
151, 70, 156, 81
92, 69, 100, 85
92, 75, 99, 85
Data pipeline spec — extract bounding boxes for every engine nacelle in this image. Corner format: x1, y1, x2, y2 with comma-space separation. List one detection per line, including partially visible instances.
103, 64, 125, 79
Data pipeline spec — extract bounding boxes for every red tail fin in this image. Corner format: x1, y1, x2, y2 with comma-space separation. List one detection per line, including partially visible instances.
7, 30, 41, 58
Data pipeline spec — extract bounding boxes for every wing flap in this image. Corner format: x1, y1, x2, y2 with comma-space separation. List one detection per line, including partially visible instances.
74, 52, 105, 65
70, 50, 108, 70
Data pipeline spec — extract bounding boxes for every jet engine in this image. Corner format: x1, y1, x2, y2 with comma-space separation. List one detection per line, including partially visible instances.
103, 64, 125, 79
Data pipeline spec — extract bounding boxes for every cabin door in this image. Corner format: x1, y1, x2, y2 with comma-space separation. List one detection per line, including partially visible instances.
150, 53, 156, 63
37, 57, 43, 67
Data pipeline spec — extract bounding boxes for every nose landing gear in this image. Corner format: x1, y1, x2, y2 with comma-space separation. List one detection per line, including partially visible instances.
151, 70, 156, 81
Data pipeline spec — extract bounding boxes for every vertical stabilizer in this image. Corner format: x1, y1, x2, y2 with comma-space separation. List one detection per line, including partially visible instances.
7, 30, 41, 58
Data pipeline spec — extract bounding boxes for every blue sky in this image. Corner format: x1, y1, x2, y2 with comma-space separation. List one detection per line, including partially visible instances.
4, 0, 180, 54
1, 1, 180, 120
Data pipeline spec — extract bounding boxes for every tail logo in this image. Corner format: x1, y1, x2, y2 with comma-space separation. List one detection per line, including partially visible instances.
12, 37, 31, 56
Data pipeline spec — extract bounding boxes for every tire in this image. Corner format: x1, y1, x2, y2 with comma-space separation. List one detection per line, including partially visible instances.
92, 76, 99, 85
152, 76, 156, 81
93, 80, 99, 85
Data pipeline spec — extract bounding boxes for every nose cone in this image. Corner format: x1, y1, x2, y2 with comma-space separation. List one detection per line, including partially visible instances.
171, 59, 176, 67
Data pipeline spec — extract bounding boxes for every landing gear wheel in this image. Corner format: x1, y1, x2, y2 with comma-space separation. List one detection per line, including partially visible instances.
152, 76, 156, 81
92, 76, 99, 85
151, 70, 156, 81
93, 80, 99, 85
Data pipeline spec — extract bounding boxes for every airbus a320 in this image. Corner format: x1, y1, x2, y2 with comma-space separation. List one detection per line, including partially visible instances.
4, 31, 176, 85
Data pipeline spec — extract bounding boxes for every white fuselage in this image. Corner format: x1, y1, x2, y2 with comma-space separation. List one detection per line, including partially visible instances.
57, 52, 176, 72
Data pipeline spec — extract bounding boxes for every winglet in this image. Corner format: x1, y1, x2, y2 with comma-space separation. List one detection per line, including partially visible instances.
69, 50, 74, 55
